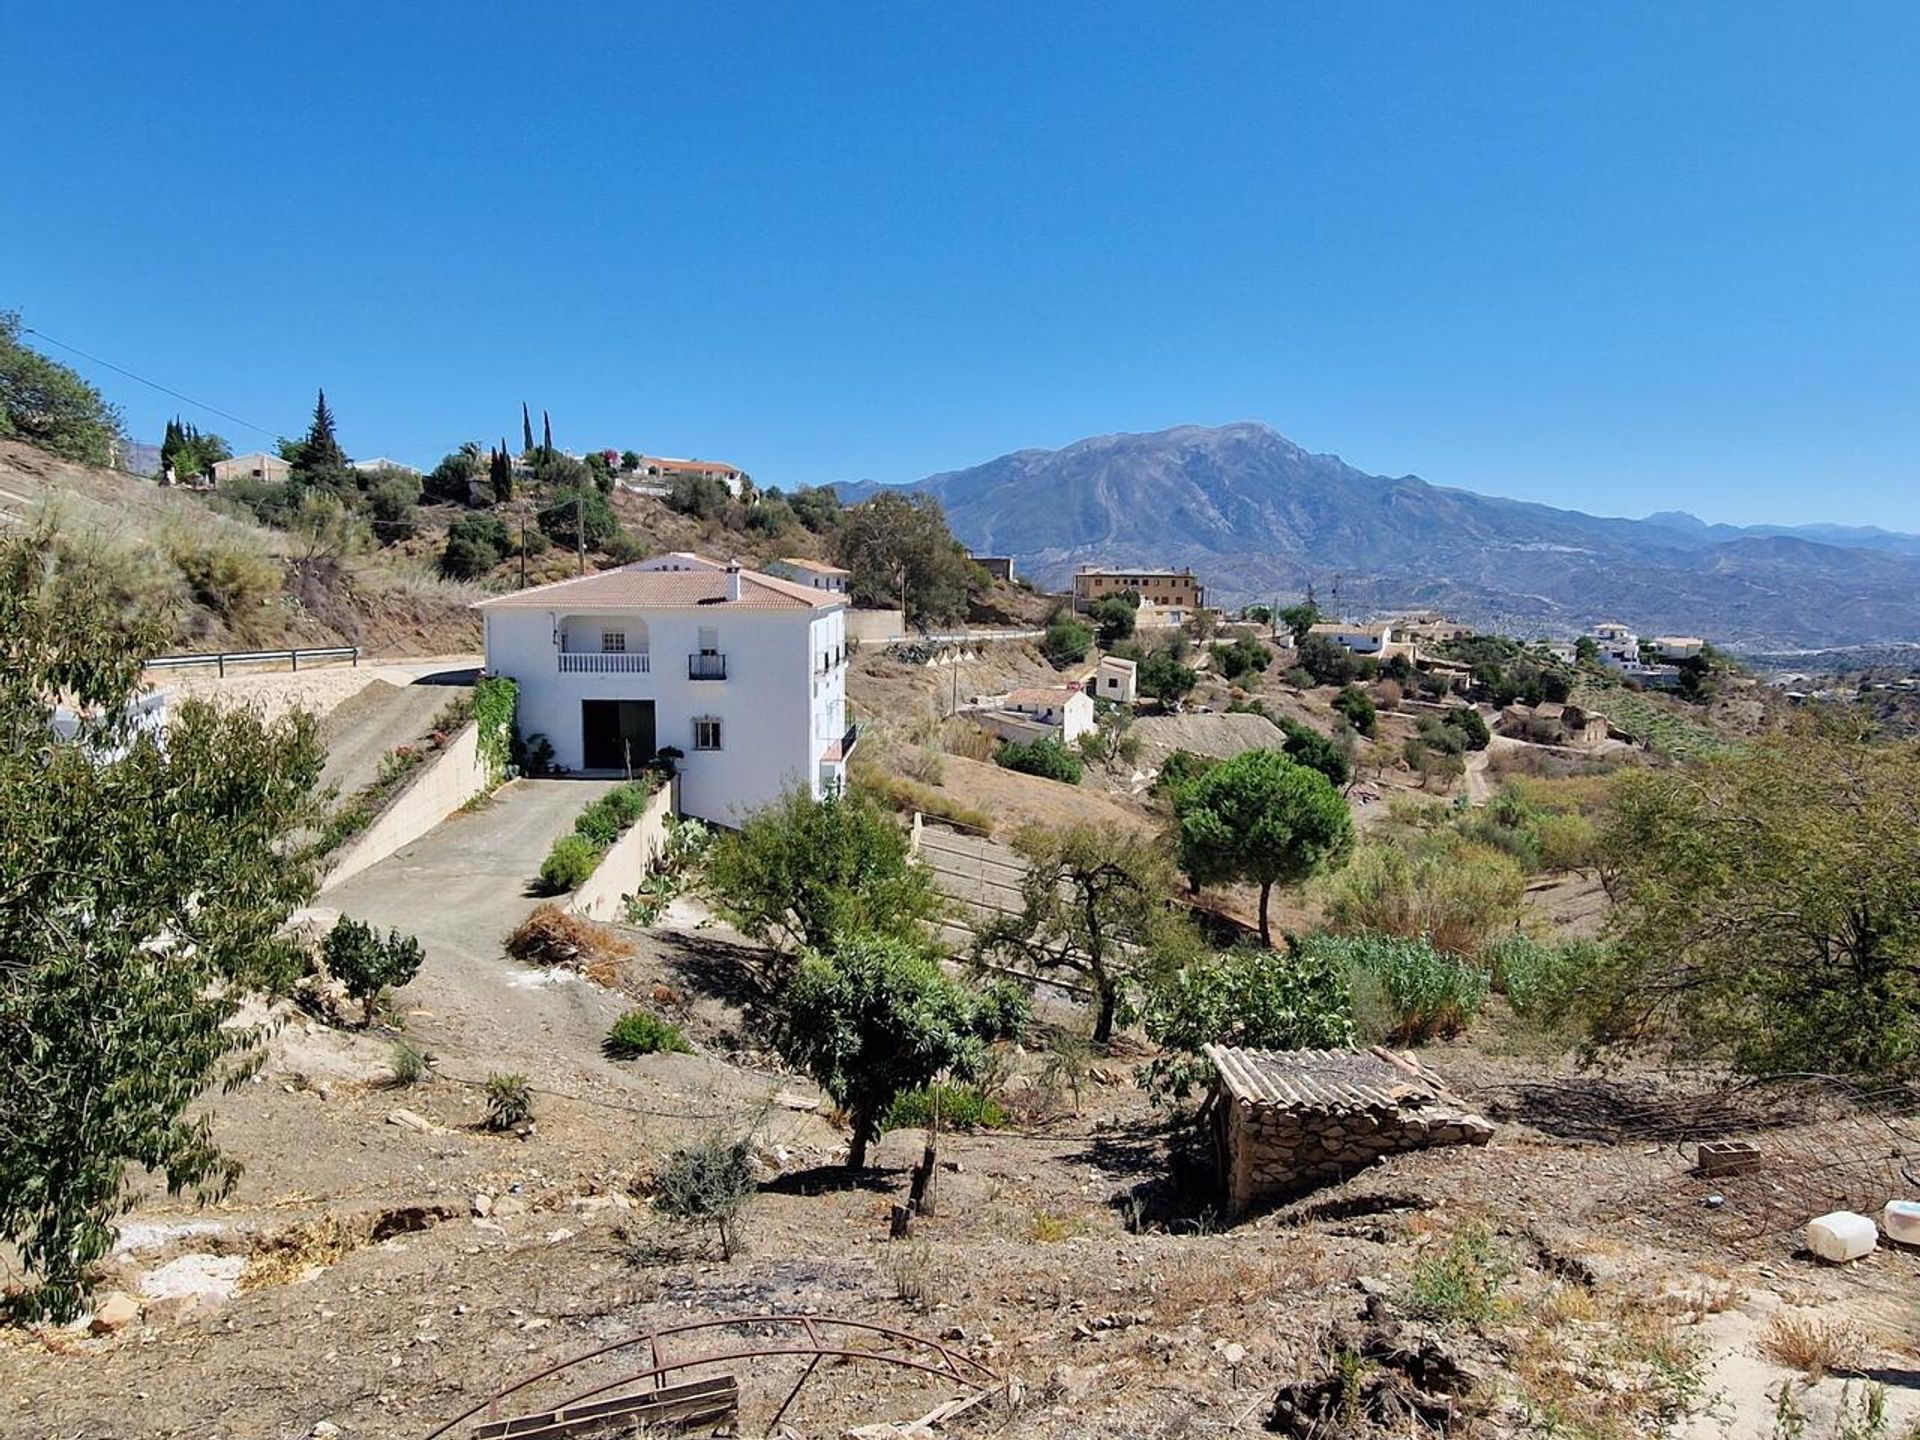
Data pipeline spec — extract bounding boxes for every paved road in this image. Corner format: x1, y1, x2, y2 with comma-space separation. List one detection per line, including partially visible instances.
322, 776, 640, 1092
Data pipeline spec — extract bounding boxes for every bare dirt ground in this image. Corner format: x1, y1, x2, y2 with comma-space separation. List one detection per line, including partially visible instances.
9, 935, 1918, 1440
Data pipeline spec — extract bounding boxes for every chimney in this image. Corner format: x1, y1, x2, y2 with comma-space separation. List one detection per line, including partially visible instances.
725, 559, 742, 603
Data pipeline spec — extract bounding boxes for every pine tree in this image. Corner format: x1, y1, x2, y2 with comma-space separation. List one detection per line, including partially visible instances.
521, 402, 534, 456
292, 388, 348, 488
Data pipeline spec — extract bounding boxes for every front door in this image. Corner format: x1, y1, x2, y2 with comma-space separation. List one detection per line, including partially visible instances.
581, 700, 656, 771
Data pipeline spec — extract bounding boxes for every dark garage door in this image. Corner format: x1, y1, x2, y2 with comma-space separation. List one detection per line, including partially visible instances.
581, 700, 656, 771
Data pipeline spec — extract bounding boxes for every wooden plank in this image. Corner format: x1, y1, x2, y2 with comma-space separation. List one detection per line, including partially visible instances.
473, 1375, 739, 1439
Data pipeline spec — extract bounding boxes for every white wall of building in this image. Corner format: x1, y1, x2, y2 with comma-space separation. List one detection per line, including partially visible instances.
484, 603, 846, 826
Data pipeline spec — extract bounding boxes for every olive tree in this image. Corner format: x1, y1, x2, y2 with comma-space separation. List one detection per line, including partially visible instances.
974, 824, 1199, 1044
1174, 748, 1354, 946
0, 529, 324, 1319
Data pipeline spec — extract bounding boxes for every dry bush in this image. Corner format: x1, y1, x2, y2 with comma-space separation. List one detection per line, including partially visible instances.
505, 903, 635, 984
851, 762, 993, 834
163, 524, 283, 620
899, 743, 947, 786
1759, 1311, 1867, 1380
941, 718, 995, 762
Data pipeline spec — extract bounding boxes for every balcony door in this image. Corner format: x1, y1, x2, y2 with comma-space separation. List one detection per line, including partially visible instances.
581, 699, 656, 772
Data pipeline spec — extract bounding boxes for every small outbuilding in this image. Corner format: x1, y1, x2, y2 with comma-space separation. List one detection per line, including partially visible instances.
1095, 654, 1138, 705
1204, 1044, 1493, 1217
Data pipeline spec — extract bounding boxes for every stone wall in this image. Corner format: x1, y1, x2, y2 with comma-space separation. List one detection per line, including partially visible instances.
1221, 1096, 1494, 1218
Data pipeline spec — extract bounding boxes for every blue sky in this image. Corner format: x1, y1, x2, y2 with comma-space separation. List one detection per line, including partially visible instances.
5, 3, 1917, 527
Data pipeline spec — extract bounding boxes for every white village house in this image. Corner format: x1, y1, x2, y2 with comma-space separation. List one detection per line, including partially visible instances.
1096, 654, 1138, 704
972, 685, 1096, 748
1305, 621, 1406, 657
476, 557, 852, 826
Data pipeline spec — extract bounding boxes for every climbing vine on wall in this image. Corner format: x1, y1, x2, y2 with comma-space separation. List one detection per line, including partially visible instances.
473, 675, 518, 787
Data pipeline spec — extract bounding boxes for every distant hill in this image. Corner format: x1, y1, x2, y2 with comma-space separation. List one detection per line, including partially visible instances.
840, 422, 1920, 650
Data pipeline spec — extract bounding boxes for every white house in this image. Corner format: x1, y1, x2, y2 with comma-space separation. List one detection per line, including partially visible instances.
350, 456, 423, 477
766, 557, 850, 594
210, 451, 291, 485
1648, 635, 1704, 661
1007, 686, 1096, 743
1306, 621, 1397, 656
475, 559, 851, 826
1096, 655, 1138, 705
1587, 622, 1640, 667
971, 685, 1096, 748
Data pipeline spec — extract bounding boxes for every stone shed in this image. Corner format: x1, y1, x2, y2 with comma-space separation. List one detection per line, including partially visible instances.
1203, 1044, 1494, 1217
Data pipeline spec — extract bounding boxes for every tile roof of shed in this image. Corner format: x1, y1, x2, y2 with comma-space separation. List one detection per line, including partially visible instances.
1203, 1044, 1449, 1113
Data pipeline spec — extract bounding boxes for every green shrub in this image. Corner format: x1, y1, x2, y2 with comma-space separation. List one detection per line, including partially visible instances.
1141, 943, 1355, 1101
1483, 933, 1598, 1024
602, 783, 651, 827
1151, 748, 1220, 799
389, 1040, 430, 1086
605, 1009, 692, 1058
322, 917, 426, 1027
653, 1133, 757, 1259
441, 513, 511, 579
883, 1083, 1008, 1133
483, 1072, 533, 1131
994, 736, 1084, 784
538, 834, 600, 893
1043, 616, 1093, 666
573, 802, 622, 848
1319, 838, 1525, 956
1332, 685, 1377, 737
1299, 933, 1488, 1044
1404, 1223, 1512, 1324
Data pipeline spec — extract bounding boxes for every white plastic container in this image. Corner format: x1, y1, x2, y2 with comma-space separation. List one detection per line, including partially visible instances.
1807, 1211, 1878, 1263
1883, 1200, 1920, 1246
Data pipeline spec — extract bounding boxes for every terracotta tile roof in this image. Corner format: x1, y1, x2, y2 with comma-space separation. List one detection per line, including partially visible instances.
774, 556, 850, 575
473, 562, 839, 612
643, 456, 741, 475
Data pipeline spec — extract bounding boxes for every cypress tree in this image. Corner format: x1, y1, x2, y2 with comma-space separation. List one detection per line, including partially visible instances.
521, 402, 534, 456
491, 441, 513, 503
541, 410, 552, 461
291, 388, 348, 489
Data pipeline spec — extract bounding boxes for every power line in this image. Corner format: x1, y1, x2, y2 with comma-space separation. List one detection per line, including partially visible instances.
21, 325, 287, 441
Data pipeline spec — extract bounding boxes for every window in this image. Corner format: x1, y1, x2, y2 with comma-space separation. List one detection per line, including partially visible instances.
602, 629, 625, 653
693, 717, 722, 751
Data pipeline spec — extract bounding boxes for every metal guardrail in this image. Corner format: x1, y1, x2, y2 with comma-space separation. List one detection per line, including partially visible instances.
146, 646, 360, 677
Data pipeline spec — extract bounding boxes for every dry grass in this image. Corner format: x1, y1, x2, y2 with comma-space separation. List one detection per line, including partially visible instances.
1759, 1311, 1868, 1380
850, 760, 994, 835
239, 1215, 362, 1290
505, 904, 636, 985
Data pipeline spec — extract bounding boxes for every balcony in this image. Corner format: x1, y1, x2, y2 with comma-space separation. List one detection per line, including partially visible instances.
688, 653, 728, 681
558, 651, 651, 674
823, 722, 859, 764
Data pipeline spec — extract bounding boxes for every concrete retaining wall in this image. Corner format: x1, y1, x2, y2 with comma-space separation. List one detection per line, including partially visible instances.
847, 608, 908, 644
567, 778, 678, 921
322, 723, 488, 891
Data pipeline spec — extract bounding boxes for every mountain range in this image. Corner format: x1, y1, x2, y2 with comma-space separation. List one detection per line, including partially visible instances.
839, 422, 1920, 651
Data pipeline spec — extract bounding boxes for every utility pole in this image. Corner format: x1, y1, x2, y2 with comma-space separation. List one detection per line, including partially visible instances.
576, 493, 586, 576
519, 509, 529, 590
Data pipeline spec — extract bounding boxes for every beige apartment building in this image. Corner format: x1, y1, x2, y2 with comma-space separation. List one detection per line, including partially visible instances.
1071, 566, 1206, 616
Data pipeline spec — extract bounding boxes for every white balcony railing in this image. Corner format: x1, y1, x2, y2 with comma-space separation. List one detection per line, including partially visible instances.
558, 651, 651, 674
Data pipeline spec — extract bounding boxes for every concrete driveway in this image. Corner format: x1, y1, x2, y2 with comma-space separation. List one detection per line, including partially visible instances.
321, 776, 644, 1094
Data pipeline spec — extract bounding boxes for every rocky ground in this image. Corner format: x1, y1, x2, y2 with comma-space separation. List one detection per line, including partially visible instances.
6, 892, 1918, 1440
